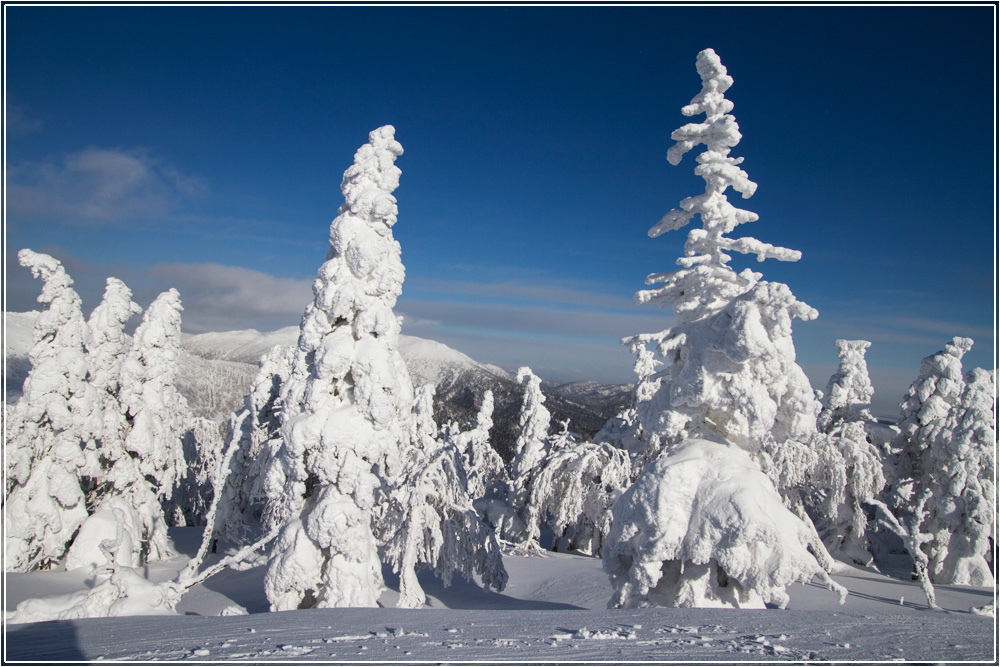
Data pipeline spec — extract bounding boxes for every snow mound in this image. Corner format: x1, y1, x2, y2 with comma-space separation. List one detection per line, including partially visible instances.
603, 439, 838, 609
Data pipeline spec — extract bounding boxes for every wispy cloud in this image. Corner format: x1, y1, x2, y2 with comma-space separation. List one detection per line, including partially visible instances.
7, 106, 43, 135
407, 276, 637, 311
6, 147, 205, 225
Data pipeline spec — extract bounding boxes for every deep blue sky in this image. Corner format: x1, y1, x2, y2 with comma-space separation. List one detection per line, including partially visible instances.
4, 5, 996, 417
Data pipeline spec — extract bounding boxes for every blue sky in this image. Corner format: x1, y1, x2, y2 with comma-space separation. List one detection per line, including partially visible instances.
4, 4, 996, 417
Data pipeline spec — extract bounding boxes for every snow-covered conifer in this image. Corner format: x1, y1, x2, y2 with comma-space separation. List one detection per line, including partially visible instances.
213, 345, 293, 545
888, 337, 974, 505
811, 340, 885, 565
595, 341, 660, 475
818, 340, 875, 431
118, 288, 190, 558
446, 389, 505, 500
525, 436, 630, 554
381, 384, 508, 607
603, 49, 838, 608
923, 367, 995, 585
629, 49, 819, 458
499, 367, 551, 545
5, 250, 101, 571
264, 126, 413, 611
509, 367, 550, 493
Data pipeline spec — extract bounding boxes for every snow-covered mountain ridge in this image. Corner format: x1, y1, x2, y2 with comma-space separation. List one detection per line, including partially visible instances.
5, 313, 631, 459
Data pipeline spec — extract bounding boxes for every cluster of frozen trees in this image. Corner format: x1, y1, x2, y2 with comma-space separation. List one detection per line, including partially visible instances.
5, 253, 219, 575
6, 51, 993, 621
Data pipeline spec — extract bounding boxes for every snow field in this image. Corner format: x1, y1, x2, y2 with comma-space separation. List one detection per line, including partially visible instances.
5, 528, 995, 662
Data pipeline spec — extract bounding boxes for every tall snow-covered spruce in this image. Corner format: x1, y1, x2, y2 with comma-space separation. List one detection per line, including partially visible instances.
263, 126, 415, 610
603, 49, 844, 609
118, 288, 191, 558
5, 250, 101, 571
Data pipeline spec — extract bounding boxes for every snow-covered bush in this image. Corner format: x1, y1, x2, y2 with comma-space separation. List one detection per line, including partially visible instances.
811, 340, 885, 565
923, 367, 995, 585
381, 385, 508, 607
264, 126, 414, 611
603, 439, 845, 609
5, 250, 101, 571
524, 435, 630, 555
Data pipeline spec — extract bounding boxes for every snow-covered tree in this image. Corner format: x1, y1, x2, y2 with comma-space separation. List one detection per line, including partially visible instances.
263, 125, 413, 611
213, 345, 294, 545
888, 337, 974, 507
811, 340, 885, 565
602, 49, 839, 609
173, 416, 225, 526
595, 341, 660, 475
381, 384, 508, 607
118, 288, 190, 558
508, 367, 550, 496
923, 367, 995, 585
604, 440, 845, 609
5, 250, 101, 571
629, 48, 819, 459
495, 366, 552, 546
86, 278, 142, 457
524, 433, 630, 555
818, 339, 875, 431
445, 389, 505, 501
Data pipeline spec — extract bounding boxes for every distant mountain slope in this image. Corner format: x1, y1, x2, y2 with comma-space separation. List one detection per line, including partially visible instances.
5, 313, 631, 459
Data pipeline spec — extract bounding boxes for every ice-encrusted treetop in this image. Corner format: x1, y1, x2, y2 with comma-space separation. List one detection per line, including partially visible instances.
818, 339, 875, 431
637, 48, 803, 324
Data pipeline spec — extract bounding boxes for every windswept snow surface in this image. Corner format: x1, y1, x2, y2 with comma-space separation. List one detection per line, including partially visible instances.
4, 528, 995, 662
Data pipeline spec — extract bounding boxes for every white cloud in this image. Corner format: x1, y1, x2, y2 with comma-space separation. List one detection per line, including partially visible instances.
6, 147, 205, 224
146, 263, 312, 333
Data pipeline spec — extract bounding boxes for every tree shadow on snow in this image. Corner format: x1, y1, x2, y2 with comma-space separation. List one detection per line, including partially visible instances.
196, 554, 584, 613
6, 620, 87, 660
383, 565, 585, 611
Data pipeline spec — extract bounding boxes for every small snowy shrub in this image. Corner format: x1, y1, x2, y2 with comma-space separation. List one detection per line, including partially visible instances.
603, 440, 845, 609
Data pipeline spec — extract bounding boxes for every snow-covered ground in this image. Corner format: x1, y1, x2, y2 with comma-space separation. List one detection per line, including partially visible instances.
4, 528, 995, 662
